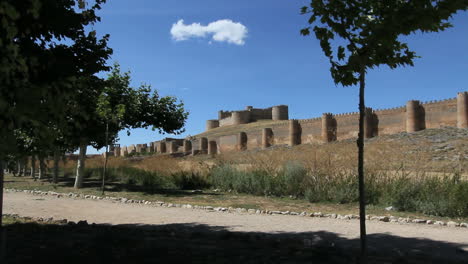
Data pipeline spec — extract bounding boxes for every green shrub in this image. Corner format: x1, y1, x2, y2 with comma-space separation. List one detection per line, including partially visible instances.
276, 161, 307, 197
380, 174, 468, 217
86, 163, 467, 218
171, 172, 211, 190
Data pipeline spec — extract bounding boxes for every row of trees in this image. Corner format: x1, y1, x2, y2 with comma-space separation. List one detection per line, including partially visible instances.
0, 0, 188, 229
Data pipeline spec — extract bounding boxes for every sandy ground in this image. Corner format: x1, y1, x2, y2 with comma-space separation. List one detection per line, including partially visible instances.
4, 191, 468, 260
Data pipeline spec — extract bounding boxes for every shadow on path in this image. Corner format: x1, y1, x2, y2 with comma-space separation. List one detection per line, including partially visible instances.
3, 221, 467, 264
30, 176, 220, 197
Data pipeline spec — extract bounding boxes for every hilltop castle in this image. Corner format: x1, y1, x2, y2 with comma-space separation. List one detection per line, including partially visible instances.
206, 105, 289, 130
112, 91, 468, 157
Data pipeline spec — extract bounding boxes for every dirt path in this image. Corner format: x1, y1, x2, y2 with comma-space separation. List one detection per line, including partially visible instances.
4, 191, 468, 261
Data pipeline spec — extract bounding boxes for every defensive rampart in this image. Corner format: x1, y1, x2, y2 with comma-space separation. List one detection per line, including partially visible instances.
114, 91, 467, 157
211, 105, 289, 129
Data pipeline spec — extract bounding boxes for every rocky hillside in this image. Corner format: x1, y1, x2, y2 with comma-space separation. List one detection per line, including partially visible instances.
365, 127, 468, 163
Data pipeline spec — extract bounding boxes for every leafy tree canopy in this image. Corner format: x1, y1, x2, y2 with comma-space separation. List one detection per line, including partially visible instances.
301, 0, 468, 86
0, 0, 110, 156
101, 63, 189, 140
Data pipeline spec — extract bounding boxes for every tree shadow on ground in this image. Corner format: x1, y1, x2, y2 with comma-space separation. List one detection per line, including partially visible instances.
33, 176, 220, 197
3, 221, 467, 264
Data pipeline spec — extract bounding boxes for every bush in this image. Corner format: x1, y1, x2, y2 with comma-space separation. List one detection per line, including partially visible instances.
211, 164, 467, 217
276, 161, 308, 197
85, 162, 467, 218
171, 172, 211, 190
379, 174, 468, 217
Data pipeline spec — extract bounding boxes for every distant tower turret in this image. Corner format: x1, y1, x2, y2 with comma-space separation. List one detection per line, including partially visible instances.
206, 120, 220, 131
272, 105, 289, 120
457, 92, 468, 128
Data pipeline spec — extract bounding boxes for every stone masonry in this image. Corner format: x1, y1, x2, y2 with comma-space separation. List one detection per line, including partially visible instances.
114, 92, 468, 157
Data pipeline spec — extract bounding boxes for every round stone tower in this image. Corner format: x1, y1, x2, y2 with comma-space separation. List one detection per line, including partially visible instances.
321, 113, 336, 142
232, 111, 249, 125
289, 119, 301, 146
457, 92, 468, 128
159, 142, 167, 153
168, 141, 177, 154
262, 128, 273, 149
272, 105, 289, 121
406, 100, 425, 132
206, 120, 220, 131
364, 107, 375, 139
183, 140, 192, 152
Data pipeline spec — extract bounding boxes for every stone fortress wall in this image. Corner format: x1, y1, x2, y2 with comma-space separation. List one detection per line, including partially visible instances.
207, 105, 289, 129
112, 91, 468, 157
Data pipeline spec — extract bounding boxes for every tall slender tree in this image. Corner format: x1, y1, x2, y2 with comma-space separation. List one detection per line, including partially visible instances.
300, 1, 467, 262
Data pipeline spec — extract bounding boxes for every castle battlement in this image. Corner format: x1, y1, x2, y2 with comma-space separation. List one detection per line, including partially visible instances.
206, 105, 289, 131
115, 91, 467, 158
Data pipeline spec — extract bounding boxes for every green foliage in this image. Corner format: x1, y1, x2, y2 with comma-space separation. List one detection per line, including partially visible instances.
109, 63, 189, 135
210, 162, 309, 197
61, 163, 468, 217
171, 172, 210, 190
301, 0, 467, 86
0, 0, 111, 157
211, 165, 268, 195
380, 174, 468, 217
84, 166, 211, 192
210, 164, 467, 217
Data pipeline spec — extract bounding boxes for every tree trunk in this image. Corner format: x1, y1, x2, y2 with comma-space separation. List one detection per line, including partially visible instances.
23, 158, 27, 176
53, 150, 60, 184
38, 156, 46, 180
20, 158, 26, 176
74, 139, 87, 189
0, 159, 4, 230
358, 67, 367, 263
0, 159, 4, 260
31, 156, 36, 180
101, 122, 109, 195
16, 161, 21, 176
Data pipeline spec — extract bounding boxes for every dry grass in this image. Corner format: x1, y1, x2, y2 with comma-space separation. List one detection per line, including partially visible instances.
5, 174, 466, 222
31, 128, 465, 219
77, 129, 467, 181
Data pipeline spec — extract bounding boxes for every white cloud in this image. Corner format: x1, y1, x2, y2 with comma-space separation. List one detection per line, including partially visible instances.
170, 19, 248, 45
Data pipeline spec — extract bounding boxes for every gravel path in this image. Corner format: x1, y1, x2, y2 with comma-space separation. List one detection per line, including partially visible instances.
4, 191, 468, 261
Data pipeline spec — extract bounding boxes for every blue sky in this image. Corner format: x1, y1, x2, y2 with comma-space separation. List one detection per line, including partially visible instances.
88, 0, 468, 153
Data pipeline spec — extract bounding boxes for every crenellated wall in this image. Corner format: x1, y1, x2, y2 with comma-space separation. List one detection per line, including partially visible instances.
117, 92, 467, 157
209, 105, 289, 130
